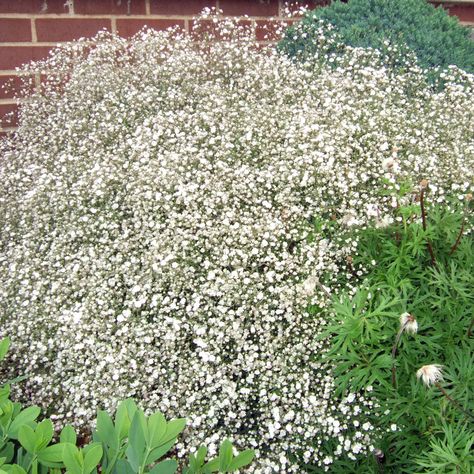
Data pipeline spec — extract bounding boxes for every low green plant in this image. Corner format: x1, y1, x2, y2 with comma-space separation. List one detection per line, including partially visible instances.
279, 0, 474, 83
313, 184, 474, 472
413, 422, 474, 473
0, 338, 254, 473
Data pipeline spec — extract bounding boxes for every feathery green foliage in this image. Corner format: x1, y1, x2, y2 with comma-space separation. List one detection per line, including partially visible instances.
313, 186, 474, 472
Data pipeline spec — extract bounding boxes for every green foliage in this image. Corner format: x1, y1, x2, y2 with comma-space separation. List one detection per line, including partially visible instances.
184, 440, 255, 474
314, 187, 474, 472
279, 0, 474, 81
0, 340, 255, 473
413, 422, 474, 473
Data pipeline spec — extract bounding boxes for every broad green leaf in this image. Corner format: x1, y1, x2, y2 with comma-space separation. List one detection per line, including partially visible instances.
96, 411, 118, 451
3, 464, 27, 474
227, 450, 255, 472
186, 454, 197, 472
83, 444, 103, 474
114, 459, 135, 474
62, 443, 83, 474
0, 339, 10, 362
202, 458, 219, 473
195, 446, 207, 466
37, 444, 64, 468
115, 400, 137, 440
218, 440, 233, 472
4, 375, 29, 386
147, 411, 167, 448
146, 438, 176, 466
0, 385, 10, 403
127, 410, 146, 470
17, 425, 37, 454
60, 425, 77, 445
8, 406, 40, 439
0, 442, 14, 463
148, 459, 178, 474
160, 419, 186, 445
11, 404, 21, 420
35, 419, 54, 448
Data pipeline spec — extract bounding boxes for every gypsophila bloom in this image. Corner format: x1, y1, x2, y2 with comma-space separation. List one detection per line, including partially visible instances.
416, 365, 444, 387
1, 10, 473, 473
400, 312, 418, 334
381, 157, 400, 173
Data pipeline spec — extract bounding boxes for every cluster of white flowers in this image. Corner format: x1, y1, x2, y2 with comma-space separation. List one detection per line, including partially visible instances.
1, 12, 473, 472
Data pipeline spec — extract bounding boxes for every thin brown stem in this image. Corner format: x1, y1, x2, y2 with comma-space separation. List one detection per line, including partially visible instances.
391, 365, 397, 390
449, 221, 464, 256
420, 188, 436, 266
467, 318, 474, 338
391, 325, 406, 388
435, 383, 474, 420
420, 189, 427, 231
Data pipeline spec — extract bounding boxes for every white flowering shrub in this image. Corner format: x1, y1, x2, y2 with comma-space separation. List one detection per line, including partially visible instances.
1, 12, 473, 473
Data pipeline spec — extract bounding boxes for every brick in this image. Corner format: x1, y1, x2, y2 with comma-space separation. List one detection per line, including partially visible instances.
0, 46, 52, 70
74, 0, 146, 15
281, 0, 330, 17
0, 19, 32, 42
0, 75, 26, 99
116, 19, 185, 37
219, 0, 279, 16
447, 5, 474, 23
36, 19, 112, 42
0, 103, 19, 127
150, 0, 216, 15
190, 18, 253, 38
0, 0, 68, 13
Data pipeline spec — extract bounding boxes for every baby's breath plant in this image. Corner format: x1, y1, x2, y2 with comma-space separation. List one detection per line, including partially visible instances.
0, 10, 473, 473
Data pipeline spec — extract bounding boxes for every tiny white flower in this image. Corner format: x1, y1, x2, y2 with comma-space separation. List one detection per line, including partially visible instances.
375, 214, 393, 229
381, 157, 399, 173
301, 275, 318, 296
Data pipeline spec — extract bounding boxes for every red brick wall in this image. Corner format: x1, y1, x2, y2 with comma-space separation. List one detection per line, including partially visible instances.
1, 0, 474, 136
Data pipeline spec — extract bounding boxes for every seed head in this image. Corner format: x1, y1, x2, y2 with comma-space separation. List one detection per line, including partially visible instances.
400, 312, 418, 334
419, 179, 429, 190
416, 364, 443, 386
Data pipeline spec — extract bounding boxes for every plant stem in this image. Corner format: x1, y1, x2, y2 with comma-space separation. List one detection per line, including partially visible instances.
420, 188, 436, 266
420, 189, 427, 231
435, 382, 474, 420
467, 318, 474, 337
390, 324, 407, 388
449, 221, 464, 256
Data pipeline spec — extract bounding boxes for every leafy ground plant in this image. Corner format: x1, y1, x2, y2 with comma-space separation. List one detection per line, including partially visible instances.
315, 184, 473, 472
0, 338, 254, 474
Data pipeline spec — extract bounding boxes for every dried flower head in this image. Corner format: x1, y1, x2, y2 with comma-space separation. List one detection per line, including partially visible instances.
419, 179, 429, 189
416, 364, 443, 386
400, 312, 418, 334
